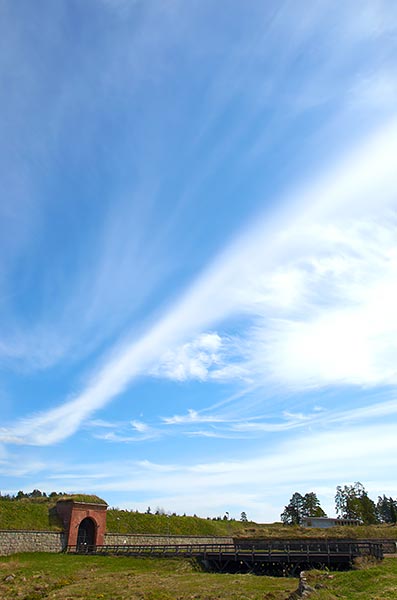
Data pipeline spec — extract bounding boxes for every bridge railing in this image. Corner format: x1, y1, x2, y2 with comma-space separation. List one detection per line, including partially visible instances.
66, 542, 236, 556
66, 540, 383, 560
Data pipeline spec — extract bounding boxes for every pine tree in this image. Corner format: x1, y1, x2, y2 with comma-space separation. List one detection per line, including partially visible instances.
281, 492, 326, 525
302, 492, 327, 518
335, 482, 378, 524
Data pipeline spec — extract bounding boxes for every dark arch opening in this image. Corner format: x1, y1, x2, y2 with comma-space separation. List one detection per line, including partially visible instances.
77, 517, 96, 548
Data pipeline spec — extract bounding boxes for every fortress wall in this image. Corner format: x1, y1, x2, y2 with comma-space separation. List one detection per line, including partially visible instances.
0, 530, 231, 556
104, 533, 233, 546
0, 530, 66, 556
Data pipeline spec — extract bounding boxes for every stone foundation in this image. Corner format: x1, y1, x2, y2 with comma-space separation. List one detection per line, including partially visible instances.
0, 530, 66, 556
0, 530, 231, 556
104, 533, 233, 546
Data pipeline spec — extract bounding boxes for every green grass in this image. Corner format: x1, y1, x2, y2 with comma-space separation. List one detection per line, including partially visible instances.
106, 509, 248, 536
0, 494, 107, 531
235, 522, 397, 540
0, 500, 63, 531
0, 552, 297, 599
2, 552, 397, 600
305, 557, 397, 599
56, 494, 107, 504
0, 496, 251, 535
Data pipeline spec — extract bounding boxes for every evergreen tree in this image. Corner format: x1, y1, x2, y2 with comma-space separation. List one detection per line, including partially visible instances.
281, 492, 304, 525
335, 482, 378, 524
281, 492, 325, 525
376, 495, 397, 523
390, 498, 397, 524
302, 492, 327, 518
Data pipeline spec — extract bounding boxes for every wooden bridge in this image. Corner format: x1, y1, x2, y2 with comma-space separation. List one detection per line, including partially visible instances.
67, 539, 384, 574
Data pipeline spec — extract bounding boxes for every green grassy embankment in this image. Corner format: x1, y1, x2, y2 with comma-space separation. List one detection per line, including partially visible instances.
0, 499, 62, 531
0, 496, 250, 535
106, 509, 248, 536
235, 522, 397, 540
0, 495, 106, 531
305, 556, 397, 599
0, 552, 297, 600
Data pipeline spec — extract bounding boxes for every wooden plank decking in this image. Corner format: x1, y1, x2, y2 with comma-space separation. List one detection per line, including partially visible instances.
66, 540, 384, 573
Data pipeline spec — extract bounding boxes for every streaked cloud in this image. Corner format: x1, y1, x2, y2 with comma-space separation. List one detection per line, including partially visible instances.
2, 117, 397, 446
13, 420, 397, 521
2, 0, 397, 522
162, 409, 228, 426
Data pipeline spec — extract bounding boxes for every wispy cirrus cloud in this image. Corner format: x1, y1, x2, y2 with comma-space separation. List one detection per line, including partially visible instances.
15, 420, 397, 520
230, 396, 397, 435
158, 392, 397, 440
90, 418, 161, 444
162, 409, 228, 426
2, 117, 397, 447
2, 0, 396, 377
154, 216, 397, 392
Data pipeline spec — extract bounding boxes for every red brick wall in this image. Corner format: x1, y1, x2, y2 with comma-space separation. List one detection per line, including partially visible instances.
56, 501, 107, 546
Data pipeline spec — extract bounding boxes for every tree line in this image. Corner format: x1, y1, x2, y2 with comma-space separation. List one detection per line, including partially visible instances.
281, 482, 397, 525
0, 490, 63, 500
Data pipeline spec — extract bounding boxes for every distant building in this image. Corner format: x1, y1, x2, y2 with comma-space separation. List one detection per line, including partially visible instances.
301, 516, 361, 528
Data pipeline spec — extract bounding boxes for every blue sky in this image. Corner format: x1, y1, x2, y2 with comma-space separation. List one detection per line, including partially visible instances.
1, 0, 397, 522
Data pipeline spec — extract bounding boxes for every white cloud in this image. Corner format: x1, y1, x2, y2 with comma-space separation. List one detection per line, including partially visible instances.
2, 118, 397, 446
162, 409, 226, 425
93, 418, 159, 443
130, 420, 150, 433
150, 214, 397, 393
240, 219, 397, 389
94, 431, 158, 443
21, 421, 397, 521
231, 396, 397, 434
151, 333, 223, 382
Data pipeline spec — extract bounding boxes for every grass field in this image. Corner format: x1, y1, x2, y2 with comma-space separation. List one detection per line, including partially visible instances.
305, 557, 397, 599
0, 552, 297, 600
2, 552, 397, 599
0, 553, 397, 600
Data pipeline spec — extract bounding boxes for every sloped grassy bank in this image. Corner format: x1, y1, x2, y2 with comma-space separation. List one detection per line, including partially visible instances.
235, 522, 397, 540
106, 508, 248, 536
0, 552, 297, 600
0, 495, 106, 531
303, 556, 397, 599
0, 495, 249, 535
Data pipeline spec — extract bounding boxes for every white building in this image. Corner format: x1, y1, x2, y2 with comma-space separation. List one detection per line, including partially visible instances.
301, 517, 361, 528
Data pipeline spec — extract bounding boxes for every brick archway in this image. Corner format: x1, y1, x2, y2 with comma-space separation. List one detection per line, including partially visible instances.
77, 517, 96, 547
56, 500, 107, 547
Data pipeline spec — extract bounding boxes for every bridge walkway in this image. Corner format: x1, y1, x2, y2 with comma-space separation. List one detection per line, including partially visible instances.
66, 540, 383, 573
